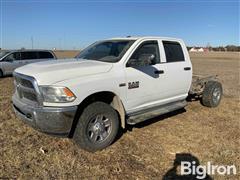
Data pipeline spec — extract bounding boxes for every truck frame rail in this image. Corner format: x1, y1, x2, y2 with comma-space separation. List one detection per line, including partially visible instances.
189, 74, 218, 95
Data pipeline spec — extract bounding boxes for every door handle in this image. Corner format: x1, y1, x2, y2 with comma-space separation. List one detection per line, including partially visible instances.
184, 67, 191, 71
154, 70, 164, 74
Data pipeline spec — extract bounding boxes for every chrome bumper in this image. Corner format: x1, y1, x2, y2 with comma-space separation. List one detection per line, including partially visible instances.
12, 94, 77, 136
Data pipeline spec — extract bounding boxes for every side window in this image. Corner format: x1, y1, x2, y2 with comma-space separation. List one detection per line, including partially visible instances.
128, 41, 160, 66
21, 52, 38, 60
163, 41, 185, 62
39, 51, 54, 59
4, 52, 20, 61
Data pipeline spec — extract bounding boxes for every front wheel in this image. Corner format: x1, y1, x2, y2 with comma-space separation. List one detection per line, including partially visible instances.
201, 81, 223, 107
73, 102, 119, 152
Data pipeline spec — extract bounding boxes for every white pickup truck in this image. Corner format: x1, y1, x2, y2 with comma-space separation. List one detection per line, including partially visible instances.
12, 36, 222, 152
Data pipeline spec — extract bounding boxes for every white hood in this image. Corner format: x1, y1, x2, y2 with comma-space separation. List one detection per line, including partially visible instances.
15, 59, 113, 85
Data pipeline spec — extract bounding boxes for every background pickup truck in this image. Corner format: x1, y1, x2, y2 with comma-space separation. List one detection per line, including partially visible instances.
12, 36, 223, 152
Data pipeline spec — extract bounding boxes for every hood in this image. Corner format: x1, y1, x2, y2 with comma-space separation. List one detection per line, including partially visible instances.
15, 59, 113, 85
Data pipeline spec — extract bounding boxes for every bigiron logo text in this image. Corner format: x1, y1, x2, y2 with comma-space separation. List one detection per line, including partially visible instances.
181, 161, 237, 179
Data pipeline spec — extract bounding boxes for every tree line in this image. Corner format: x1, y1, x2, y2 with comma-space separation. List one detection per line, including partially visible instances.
187, 45, 240, 52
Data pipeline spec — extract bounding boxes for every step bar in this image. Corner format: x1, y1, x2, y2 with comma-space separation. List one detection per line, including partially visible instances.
126, 100, 187, 125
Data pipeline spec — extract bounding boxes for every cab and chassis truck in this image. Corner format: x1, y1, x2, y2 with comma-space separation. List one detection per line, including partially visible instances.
12, 37, 223, 152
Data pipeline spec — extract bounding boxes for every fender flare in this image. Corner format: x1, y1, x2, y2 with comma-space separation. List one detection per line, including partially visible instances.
111, 95, 126, 129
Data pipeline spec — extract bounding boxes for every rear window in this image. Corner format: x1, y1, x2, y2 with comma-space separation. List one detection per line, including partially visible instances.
21, 52, 38, 60
39, 51, 54, 59
163, 41, 185, 62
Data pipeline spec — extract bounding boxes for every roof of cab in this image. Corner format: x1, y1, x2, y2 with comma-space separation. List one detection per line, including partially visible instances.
9, 49, 53, 52
109, 36, 183, 42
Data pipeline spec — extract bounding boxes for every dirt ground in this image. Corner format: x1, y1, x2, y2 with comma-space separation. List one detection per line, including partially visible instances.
0, 52, 239, 179
53, 50, 80, 59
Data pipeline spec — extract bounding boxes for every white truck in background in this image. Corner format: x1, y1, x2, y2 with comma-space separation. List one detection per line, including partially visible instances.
12, 37, 222, 152
0, 50, 56, 77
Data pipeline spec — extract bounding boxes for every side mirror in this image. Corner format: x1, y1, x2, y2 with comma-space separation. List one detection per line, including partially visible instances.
127, 54, 156, 67
138, 54, 156, 65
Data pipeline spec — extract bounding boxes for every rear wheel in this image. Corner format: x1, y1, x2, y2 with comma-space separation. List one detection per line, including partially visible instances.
73, 102, 119, 152
201, 81, 223, 107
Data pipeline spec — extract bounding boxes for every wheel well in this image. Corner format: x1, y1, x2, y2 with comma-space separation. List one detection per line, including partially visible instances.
68, 91, 126, 138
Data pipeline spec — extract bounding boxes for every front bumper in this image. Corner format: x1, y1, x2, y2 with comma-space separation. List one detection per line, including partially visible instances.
12, 94, 77, 137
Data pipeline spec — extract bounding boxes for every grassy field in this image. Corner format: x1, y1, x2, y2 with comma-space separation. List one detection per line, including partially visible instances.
53, 50, 80, 59
0, 52, 239, 179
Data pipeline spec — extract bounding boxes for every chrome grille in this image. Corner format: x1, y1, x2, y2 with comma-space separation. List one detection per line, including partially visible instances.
14, 73, 40, 105
15, 77, 34, 89
22, 91, 38, 102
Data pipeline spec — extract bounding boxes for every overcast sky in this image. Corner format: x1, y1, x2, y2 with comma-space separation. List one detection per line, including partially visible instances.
1, 0, 239, 49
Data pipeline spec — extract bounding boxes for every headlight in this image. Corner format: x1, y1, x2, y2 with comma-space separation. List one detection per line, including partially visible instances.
39, 86, 76, 103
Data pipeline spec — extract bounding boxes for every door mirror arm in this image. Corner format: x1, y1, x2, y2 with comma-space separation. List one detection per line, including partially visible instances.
126, 59, 139, 67
127, 54, 156, 67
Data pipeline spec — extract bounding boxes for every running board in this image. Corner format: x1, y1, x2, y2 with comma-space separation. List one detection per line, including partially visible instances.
126, 100, 187, 125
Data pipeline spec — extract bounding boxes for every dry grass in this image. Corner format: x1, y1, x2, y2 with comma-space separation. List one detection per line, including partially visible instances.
0, 52, 239, 179
53, 50, 80, 59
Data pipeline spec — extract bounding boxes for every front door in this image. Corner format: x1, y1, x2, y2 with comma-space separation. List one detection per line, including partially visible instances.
2, 52, 21, 74
124, 40, 167, 112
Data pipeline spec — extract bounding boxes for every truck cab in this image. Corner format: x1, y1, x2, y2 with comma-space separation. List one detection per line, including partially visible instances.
119, 37, 192, 113
12, 37, 222, 152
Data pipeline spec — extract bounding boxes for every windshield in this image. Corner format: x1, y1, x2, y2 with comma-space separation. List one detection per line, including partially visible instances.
0, 51, 10, 59
76, 40, 135, 63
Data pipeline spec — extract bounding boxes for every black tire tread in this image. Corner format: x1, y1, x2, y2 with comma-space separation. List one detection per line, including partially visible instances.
202, 81, 222, 107
73, 101, 119, 152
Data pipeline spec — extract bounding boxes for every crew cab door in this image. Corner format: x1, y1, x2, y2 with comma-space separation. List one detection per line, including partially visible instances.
124, 40, 166, 112
124, 39, 192, 113
20, 51, 55, 65
38, 51, 55, 62
1, 52, 21, 74
20, 51, 39, 65
157, 40, 192, 101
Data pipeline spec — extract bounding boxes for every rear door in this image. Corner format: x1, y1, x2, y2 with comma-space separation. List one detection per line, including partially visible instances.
20, 51, 38, 65
156, 40, 192, 102
38, 51, 55, 61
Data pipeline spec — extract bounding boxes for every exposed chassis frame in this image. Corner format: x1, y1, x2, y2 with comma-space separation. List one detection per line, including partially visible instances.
189, 74, 219, 95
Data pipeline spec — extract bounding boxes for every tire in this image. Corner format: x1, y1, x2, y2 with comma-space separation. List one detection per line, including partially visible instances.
201, 81, 223, 107
73, 101, 119, 152
0, 70, 3, 78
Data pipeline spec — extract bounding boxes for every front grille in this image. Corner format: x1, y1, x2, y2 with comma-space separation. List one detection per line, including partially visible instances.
22, 91, 38, 102
14, 73, 39, 105
15, 76, 34, 89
